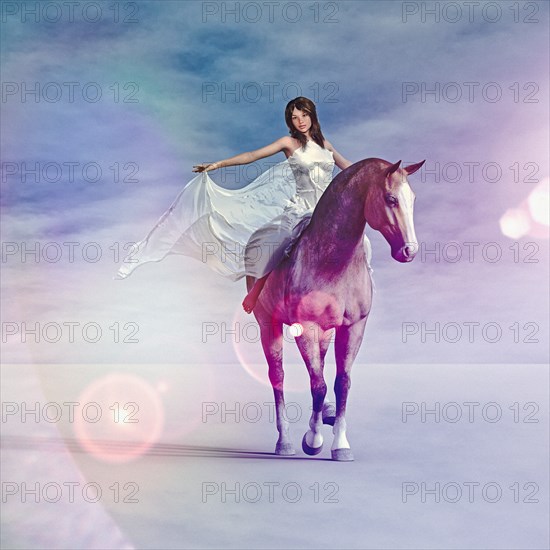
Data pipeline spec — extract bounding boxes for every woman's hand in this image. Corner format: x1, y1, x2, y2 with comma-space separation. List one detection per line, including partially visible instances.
192, 162, 219, 173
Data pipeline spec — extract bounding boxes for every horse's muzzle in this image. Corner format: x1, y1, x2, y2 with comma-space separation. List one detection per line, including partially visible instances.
392, 243, 418, 262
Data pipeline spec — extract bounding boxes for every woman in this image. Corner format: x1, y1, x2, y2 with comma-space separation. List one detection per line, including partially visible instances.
116, 97, 358, 313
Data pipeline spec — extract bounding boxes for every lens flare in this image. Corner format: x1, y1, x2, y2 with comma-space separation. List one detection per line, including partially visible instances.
499, 208, 531, 239
289, 323, 303, 337
74, 373, 164, 463
230, 302, 312, 392
528, 178, 549, 227
231, 291, 339, 392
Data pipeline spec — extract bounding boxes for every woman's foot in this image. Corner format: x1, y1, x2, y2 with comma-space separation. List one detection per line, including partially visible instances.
242, 275, 269, 314
242, 293, 257, 314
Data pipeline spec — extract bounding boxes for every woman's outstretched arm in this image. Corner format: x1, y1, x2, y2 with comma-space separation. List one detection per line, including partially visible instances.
193, 137, 292, 172
324, 139, 353, 171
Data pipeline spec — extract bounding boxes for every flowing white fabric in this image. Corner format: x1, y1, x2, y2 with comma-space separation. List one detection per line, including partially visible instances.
116, 141, 371, 281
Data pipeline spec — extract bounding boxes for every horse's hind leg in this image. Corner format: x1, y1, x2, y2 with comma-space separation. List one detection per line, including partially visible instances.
295, 323, 328, 455
259, 319, 295, 455
332, 318, 367, 462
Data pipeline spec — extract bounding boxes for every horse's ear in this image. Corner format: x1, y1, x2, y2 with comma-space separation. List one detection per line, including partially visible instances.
385, 160, 401, 177
404, 160, 425, 175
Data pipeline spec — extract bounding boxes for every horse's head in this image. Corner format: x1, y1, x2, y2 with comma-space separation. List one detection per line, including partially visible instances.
364, 159, 425, 262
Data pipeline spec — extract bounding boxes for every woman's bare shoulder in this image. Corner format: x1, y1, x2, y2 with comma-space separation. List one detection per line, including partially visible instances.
279, 136, 295, 147
277, 135, 296, 156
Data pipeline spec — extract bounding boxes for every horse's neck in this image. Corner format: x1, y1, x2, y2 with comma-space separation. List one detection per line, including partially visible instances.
305, 162, 373, 264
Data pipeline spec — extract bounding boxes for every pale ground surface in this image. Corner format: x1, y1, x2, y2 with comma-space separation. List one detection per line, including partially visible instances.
1, 361, 548, 549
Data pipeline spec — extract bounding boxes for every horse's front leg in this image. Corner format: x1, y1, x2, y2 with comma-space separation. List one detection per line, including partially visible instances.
332, 318, 368, 461
295, 322, 329, 455
259, 319, 295, 455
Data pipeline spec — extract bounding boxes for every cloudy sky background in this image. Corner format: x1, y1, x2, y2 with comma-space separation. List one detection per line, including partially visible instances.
1, 2, 549, 548
1, 0, 549, 366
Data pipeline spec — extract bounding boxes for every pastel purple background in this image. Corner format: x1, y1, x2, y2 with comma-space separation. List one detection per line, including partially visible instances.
1, 1, 548, 549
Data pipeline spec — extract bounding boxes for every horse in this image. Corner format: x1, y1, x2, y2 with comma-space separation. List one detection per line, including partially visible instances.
245, 158, 425, 461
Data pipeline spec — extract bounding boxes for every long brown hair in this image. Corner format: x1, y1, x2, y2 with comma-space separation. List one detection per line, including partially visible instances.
285, 97, 326, 150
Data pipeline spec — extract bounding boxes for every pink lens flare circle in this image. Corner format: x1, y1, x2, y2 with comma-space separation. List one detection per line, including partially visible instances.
73, 373, 164, 463
231, 304, 293, 390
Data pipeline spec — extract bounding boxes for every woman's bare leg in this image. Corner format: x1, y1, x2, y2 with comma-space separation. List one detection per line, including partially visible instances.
242, 275, 269, 314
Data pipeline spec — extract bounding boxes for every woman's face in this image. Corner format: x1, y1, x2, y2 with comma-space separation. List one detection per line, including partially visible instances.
291, 108, 312, 135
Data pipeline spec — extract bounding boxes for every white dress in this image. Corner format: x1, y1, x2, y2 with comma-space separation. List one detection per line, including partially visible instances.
116, 140, 371, 281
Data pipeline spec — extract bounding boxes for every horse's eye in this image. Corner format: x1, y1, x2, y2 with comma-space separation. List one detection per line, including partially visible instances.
385, 194, 398, 207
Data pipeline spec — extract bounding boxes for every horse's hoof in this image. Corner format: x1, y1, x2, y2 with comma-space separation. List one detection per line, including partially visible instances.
331, 448, 354, 462
275, 442, 296, 456
322, 402, 336, 426
302, 433, 323, 456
